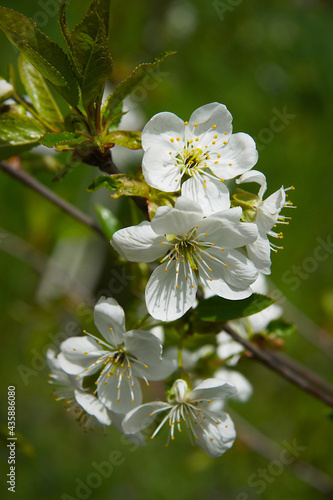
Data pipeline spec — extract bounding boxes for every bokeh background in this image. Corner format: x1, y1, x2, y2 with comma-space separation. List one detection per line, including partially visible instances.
0, 0, 333, 499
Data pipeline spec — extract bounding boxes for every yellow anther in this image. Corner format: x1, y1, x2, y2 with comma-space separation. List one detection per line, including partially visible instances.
84, 351, 88, 355
160, 242, 163, 245
223, 141, 227, 144
215, 161, 219, 164
194, 122, 198, 127
209, 268, 212, 272
212, 141, 216, 145
176, 137, 180, 141
203, 184, 207, 188
73, 348, 76, 351
176, 286, 179, 289
225, 264, 228, 267
217, 154, 221, 158
184, 121, 188, 125
224, 132, 227, 135
212, 125, 216, 129
170, 138, 174, 142
195, 137, 199, 141
220, 178, 224, 182
204, 233, 208, 237
228, 162, 232, 166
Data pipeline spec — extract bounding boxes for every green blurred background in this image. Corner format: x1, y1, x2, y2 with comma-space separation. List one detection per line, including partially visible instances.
0, 0, 333, 499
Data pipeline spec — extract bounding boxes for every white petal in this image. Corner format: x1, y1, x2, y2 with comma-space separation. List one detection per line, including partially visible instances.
188, 102, 233, 141
214, 369, 253, 403
217, 332, 244, 363
250, 273, 269, 294
74, 390, 112, 426
122, 402, 171, 434
196, 411, 236, 458
94, 297, 126, 345
151, 201, 202, 236
141, 111, 185, 150
142, 146, 181, 191
107, 411, 145, 445
145, 260, 198, 321
59, 337, 104, 375
198, 211, 258, 248
97, 373, 142, 414
247, 234, 272, 275
257, 187, 285, 232
190, 377, 237, 401
181, 175, 230, 216
236, 169, 267, 199
210, 133, 258, 180
124, 330, 162, 364
248, 303, 283, 333
111, 221, 169, 262
198, 248, 257, 299
47, 350, 83, 390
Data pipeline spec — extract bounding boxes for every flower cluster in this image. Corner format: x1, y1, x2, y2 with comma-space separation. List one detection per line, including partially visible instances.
48, 103, 292, 458
111, 102, 293, 321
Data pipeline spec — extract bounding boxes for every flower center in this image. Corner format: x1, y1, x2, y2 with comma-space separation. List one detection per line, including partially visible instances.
177, 146, 209, 176
160, 226, 228, 288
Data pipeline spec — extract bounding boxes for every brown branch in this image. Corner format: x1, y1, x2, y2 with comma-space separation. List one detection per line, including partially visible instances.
223, 323, 333, 408
266, 350, 333, 397
0, 161, 104, 239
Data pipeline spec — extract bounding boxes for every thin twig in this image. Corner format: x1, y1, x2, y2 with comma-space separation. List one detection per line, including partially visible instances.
0, 161, 104, 239
267, 350, 333, 397
223, 323, 333, 407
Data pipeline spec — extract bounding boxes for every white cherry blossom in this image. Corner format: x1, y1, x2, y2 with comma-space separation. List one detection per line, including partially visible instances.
58, 297, 176, 414
122, 378, 237, 457
236, 170, 294, 274
111, 197, 258, 321
47, 349, 112, 429
141, 102, 258, 215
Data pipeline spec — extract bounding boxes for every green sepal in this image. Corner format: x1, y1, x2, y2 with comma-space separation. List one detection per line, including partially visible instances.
231, 188, 259, 223
103, 51, 176, 119
94, 204, 121, 239
194, 293, 275, 323
147, 188, 178, 220
104, 130, 141, 150
87, 174, 149, 199
0, 7, 79, 107
18, 55, 63, 124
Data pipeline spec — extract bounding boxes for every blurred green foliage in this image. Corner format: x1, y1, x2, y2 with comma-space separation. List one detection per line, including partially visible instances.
0, 0, 332, 499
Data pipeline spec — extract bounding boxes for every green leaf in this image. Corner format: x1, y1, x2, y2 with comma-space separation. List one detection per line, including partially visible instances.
103, 51, 176, 118
70, 0, 111, 83
40, 132, 91, 151
104, 130, 141, 150
0, 7, 79, 106
58, 0, 81, 80
194, 293, 275, 323
266, 319, 296, 338
94, 204, 121, 239
102, 100, 124, 130
87, 174, 149, 199
81, 17, 113, 109
0, 112, 45, 144
18, 55, 63, 124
